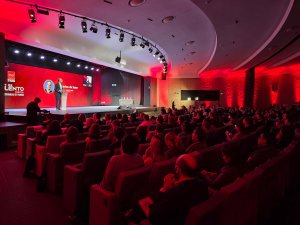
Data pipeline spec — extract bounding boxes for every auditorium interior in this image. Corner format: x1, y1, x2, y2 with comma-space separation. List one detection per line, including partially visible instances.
1, 0, 300, 225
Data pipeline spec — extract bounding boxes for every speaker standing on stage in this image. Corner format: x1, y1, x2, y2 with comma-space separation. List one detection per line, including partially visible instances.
54, 78, 63, 110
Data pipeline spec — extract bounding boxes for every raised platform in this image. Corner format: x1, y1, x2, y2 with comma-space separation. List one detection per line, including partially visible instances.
5, 105, 158, 122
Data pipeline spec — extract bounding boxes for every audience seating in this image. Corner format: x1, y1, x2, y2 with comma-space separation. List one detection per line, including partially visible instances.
46, 141, 86, 193
34, 134, 66, 176
63, 150, 111, 218
90, 166, 152, 225
137, 143, 150, 156
17, 126, 42, 159
125, 126, 137, 134
86, 138, 112, 152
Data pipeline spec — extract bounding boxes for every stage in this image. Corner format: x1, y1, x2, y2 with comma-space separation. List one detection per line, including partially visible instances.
5, 105, 158, 122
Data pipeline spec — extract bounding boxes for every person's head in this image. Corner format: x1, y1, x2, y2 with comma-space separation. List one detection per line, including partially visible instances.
117, 113, 122, 120
34, 97, 41, 104
202, 118, 211, 130
177, 115, 185, 125
66, 126, 79, 143
243, 117, 252, 128
222, 144, 238, 165
175, 154, 198, 180
181, 121, 192, 134
114, 127, 125, 141
129, 113, 136, 122
78, 113, 86, 123
122, 114, 128, 122
95, 112, 102, 120
47, 120, 62, 134
121, 134, 139, 154
58, 78, 63, 83
111, 120, 120, 129
257, 132, 269, 146
88, 124, 101, 139
192, 127, 206, 143
105, 113, 111, 121
64, 113, 71, 121
86, 118, 94, 128
46, 81, 52, 91
156, 115, 164, 124
275, 120, 283, 128
150, 135, 165, 154
143, 114, 150, 121
165, 132, 177, 150
136, 125, 148, 142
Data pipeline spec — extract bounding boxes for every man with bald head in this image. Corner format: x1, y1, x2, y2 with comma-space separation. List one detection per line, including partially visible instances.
139, 154, 208, 225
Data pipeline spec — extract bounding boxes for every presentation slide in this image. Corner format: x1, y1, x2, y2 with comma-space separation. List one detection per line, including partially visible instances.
5, 63, 92, 108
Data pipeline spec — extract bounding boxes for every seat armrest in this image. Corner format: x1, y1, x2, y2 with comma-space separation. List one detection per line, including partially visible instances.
35, 144, 47, 176
26, 137, 36, 158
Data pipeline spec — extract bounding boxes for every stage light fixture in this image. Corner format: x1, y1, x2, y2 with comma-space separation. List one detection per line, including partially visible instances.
59, 13, 65, 29
36, 7, 49, 15
153, 50, 159, 57
27, 52, 32, 56
53, 58, 58, 62
77, 64, 81, 67
106, 27, 111, 38
90, 22, 98, 33
148, 47, 153, 53
131, 36, 136, 46
145, 41, 150, 47
14, 49, 20, 54
81, 19, 87, 33
115, 56, 121, 63
159, 54, 164, 59
40, 55, 45, 60
28, 8, 37, 23
67, 61, 71, 65
140, 42, 145, 48
119, 31, 124, 42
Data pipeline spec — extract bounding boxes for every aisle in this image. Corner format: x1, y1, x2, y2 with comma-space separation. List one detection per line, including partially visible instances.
0, 150, 71, 225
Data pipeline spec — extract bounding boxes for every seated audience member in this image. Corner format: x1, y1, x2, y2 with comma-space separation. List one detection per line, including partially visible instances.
26, 97, 48, 125
100, 134, 144, 191
201, 118, 215, 134
116, 113, 123, 122
138, 114, 152, 128
69, 118, 84, 133
93, 112, 104, 125
85, 124, 101, 149
108, 120, 120, 141
150, 116, 157, 124
129, 113, 137, 124
78, 113, 86, 124
84, 118, 94, 132
245, 132, 277, 171
60, 113, 73, 128
270, 119, 283, 141
225, 122, 246, 141
201, 144, 242, 189
64, 126, 79, 143
104, 113, 112, 125
109, 127, 125, 155
243, 117, 255, 134
139, 154, 208, 225
177, 121, 193, 148
276, 117, 295, 148
37, 120, 62, 146
167, 115, 177, 128
143, 135, 167, 166
121, 114, 129, 123
186, 127, 207, 153
165, 132, 181, 158
146, 125, 164, 142
136, 125, 148, 144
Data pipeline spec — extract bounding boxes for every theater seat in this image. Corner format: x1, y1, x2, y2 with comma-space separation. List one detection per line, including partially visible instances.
90, 166, 151, 225
86, 138, 112, 152
137, 143, 150, 156
46, 141, 86, 193
34, 134, 66, 176
63, 150, 111, 217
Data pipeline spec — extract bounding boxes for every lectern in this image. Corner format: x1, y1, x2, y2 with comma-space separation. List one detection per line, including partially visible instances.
61, 92, 68, 110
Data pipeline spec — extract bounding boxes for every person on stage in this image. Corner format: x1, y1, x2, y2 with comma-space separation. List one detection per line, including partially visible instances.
54, 78, 63, 110
26, 97, 48, 125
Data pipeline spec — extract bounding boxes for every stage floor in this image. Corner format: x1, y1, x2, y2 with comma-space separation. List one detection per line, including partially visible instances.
6, 106, 156, 116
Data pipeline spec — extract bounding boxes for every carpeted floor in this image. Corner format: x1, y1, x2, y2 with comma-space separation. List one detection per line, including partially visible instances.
0, 150, 71, 225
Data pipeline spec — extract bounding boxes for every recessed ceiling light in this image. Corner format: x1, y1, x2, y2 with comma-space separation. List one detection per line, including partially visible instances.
128, 0, 146, 7
77, 64, 81, 67
40, 55, 45, 60
185, 41, 195, 46
67, 61, 71, 65
53, 58, 58, 62
27, 52, 32, 56
96, 68, 100, 72
162, 16, 175, 24
14, 49, 20, 54
91, 67, 94, 71
85, 66, 88, 69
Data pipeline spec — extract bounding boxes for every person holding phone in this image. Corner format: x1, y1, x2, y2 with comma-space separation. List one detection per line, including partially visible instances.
138, 154, 208, 225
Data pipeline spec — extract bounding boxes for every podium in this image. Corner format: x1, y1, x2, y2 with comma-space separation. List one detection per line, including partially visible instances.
61, 92, 68, 110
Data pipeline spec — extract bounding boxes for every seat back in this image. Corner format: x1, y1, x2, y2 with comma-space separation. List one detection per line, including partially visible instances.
149, 158, 176, 193
60, 141, 86, 165
86, 138, 111, 152
137, 143, 150, 156
45, 134, 66, 153
125, 126, 136, 134
115, 166, 151, 210
82, 150, 111, 183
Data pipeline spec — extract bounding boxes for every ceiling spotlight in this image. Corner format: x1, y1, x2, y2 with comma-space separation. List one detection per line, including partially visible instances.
91, 67, 94, 71
131, 36, 136, 46
153, 50, 159, 57
96, 68, 100, 72
81, 19, 87, 33
85, 66, 88, 69
140, 42, 145, 48
14, 49, 20, 54
148, 47, 153, 53
59, 12, 65, 29
40, 55, 45, 60
36, 7, 49, 15
27, 52, 32, 56
28, 8, 36, 23
106, 27, 111, 38
90, 22, 98, 33
160, 60, 163, 64
67, 61, 71, 65
119, 31, 124, 42
77, 64, 81, 67
53, 58, 58, 62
